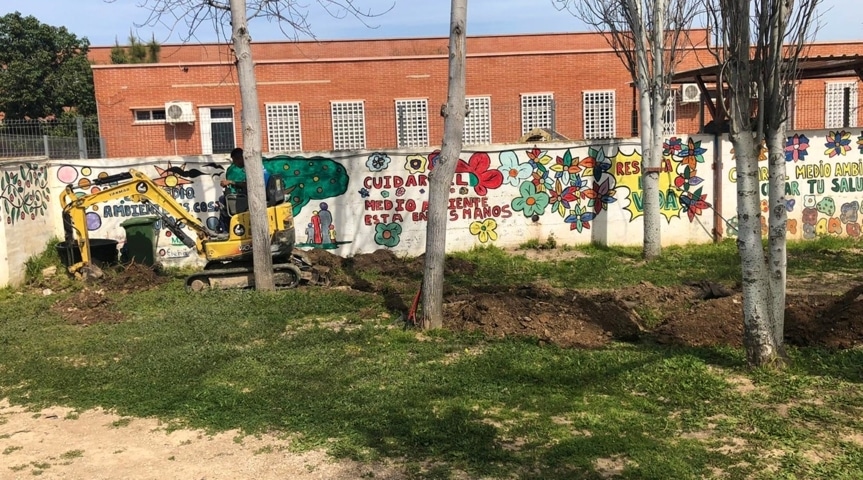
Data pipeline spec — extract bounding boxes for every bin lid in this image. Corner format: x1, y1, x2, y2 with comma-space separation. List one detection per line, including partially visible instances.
120, 215, 160, 227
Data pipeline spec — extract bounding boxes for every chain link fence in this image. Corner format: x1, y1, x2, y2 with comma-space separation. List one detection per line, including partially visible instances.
0, 116, 104, 160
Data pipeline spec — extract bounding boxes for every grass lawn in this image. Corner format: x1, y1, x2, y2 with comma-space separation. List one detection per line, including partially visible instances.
2, 238, 863, 479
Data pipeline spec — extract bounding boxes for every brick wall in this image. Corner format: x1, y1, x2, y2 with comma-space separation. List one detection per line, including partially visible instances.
90, 31, 863, 158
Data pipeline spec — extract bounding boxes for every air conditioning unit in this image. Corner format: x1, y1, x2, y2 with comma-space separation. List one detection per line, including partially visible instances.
680, 84, 701, 104
164, 101, 195, 123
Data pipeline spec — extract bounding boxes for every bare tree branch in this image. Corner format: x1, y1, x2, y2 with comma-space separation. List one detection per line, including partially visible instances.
105, 0, 393, 43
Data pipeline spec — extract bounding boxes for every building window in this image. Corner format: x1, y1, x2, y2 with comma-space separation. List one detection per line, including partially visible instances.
464, 96, 492, 146
133, 109, 166, 123
521, 93, 554, 135
266, 103, 302, 153
825, 81, 858, 128
395, 99, 429, 148
583, 90, 616, 139
199, 107, 235, 155
331, 101, 366, 150
662, 91, 678, 136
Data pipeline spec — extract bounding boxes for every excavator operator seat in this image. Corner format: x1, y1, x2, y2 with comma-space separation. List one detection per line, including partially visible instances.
224, 174, 285, 217
266, 174, 285, 207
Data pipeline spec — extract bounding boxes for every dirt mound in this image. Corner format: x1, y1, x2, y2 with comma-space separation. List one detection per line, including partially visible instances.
49, 263, 167, 326
442, 280, 863, 350
52, 288, 123, 325
443, 282, 644, 348
39, 249, 863, 350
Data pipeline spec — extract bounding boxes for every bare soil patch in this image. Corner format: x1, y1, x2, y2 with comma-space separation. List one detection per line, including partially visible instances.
46, 249, 863, 349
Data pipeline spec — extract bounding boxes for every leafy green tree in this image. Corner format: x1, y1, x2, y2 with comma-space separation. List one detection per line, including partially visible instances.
0, 12, 95, 118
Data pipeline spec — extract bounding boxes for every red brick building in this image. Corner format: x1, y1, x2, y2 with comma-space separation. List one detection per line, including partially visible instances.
88, 31, 863, 158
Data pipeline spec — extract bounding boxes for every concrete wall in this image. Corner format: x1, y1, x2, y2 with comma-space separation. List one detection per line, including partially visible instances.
1, 127, 861, 287
0, 159, 54, 286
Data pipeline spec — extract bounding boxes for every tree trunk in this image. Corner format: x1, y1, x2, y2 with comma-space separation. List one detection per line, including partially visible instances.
229, 0, 274, 291
421, 0, 467, 330
731, 131, 779, 366
766, 123, 788, 354
640, 88, 662, 260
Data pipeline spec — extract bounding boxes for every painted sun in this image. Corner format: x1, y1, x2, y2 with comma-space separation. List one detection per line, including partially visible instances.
153, 163, 192, 188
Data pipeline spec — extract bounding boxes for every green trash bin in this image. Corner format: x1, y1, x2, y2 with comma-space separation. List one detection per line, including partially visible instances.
120, 216, 159, 266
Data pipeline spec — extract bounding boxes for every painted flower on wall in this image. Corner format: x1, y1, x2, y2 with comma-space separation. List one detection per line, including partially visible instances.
784, 134, 810, 162
663, 137, 684, 157
374, 222, 402, 248
677, 137, 707, 170
511, 181, 550, 218
404, 154, 428, 174
583, 177, 617, 215
548, 149, 583, 186
824, 130, 852, 158
564, 204, 595, 233
455, 152, 503, 196
828, 217, 843, 235
497, 151, 533, 187
366, 152, 391, 172
680, 188, 711, 222
526, 147, 553, 166
548, 180, 580, 217
469, 219, 498, 243
673, 165, 704, 193
358, 187, 370, 198
787, 219, 797, 235
846, 222, 860, 237
858, 132, 863, 154
584, 146, 611, 182
803, 222, 816, 240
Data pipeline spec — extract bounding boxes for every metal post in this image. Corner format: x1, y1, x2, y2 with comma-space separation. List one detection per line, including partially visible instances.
43, 135, 49, 157
76, 116, 88, 159
99, 138, 107, 159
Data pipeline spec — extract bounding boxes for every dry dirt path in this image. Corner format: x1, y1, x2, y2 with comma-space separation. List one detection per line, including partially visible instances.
0, 400, 404, 480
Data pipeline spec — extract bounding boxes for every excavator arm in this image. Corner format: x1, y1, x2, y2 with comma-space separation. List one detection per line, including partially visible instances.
59, 169, 212, 276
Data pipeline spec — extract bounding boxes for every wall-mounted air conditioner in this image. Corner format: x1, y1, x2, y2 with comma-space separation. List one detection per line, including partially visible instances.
680, 84, 701, 104
165, 101, 195, 123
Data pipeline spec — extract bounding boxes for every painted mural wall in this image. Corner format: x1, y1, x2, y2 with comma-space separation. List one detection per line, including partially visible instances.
1, 128, 859, 287
41, 138, 719, 271
720, 129, 863, 241
0, 159, 54, 286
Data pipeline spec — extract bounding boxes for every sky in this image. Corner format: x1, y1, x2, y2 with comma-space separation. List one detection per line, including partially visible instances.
3, 0, 861, 47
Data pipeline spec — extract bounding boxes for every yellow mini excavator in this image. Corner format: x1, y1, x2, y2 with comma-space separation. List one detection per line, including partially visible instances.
59, 169, 328, 290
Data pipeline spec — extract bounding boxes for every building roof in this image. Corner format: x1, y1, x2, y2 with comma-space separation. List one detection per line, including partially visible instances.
671, 55, 863, 84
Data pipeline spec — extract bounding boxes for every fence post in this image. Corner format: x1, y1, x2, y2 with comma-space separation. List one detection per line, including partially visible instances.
76, 116, 88, 159
43, 135, 50, 157
99, 137, 106, 159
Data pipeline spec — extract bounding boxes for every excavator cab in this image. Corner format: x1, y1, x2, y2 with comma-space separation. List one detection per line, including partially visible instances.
224, 174, 285, 217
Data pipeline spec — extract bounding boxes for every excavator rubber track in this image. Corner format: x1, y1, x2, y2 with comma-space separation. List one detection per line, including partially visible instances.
185, 251, 330, 291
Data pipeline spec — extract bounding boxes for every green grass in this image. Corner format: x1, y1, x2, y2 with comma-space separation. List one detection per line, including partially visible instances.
2, 237, 863, 478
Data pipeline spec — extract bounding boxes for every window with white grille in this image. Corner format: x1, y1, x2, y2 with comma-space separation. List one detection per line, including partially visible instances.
825, 81, 859, 128
662, 91, 678, 136
265, 103, 302, 153
464, 96, 492, 146
133, 109, 166, 123
521, 93, 554, 135
583, 90, 616, 139
331, 101, 366, 150
395, 99, 429, 148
